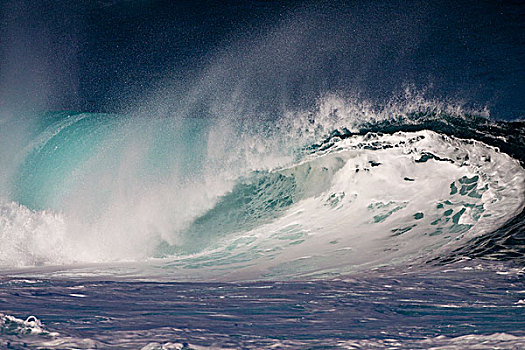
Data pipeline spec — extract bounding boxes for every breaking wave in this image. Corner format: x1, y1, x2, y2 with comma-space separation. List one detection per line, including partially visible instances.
1, 96, 524, 280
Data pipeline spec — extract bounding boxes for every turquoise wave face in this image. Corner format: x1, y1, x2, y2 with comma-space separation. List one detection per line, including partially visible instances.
13, 113, 119, 210
0, 103, 524, 279
158, 154, 347, 256
11, 113, 212, 212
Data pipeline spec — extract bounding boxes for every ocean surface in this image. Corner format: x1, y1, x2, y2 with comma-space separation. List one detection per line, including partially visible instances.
0, 1, 524, 349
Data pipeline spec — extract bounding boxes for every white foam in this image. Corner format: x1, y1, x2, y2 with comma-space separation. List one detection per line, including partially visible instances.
0, 313, 57, 336
0, 201, 68, 267
163, 130, 525, 280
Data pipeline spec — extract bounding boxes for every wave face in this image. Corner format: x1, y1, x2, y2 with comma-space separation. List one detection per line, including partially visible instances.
0, 99, 524, 280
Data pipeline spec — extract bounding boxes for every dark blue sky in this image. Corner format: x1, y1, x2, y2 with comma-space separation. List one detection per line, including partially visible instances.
1, 0, 524, 119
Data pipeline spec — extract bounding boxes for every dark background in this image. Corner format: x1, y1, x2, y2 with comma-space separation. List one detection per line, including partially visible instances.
1, 0, 523, 119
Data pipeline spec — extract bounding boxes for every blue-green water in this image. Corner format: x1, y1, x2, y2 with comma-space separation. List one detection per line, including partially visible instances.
1, 106, 524, 349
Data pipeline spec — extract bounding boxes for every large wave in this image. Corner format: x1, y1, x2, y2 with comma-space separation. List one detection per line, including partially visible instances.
0, 96, 524, 280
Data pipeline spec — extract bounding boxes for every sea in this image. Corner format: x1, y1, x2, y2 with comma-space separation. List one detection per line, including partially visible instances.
0, 1, 524, 349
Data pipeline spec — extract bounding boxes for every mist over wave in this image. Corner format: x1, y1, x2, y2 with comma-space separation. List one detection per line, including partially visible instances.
1, 1, 524, 281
